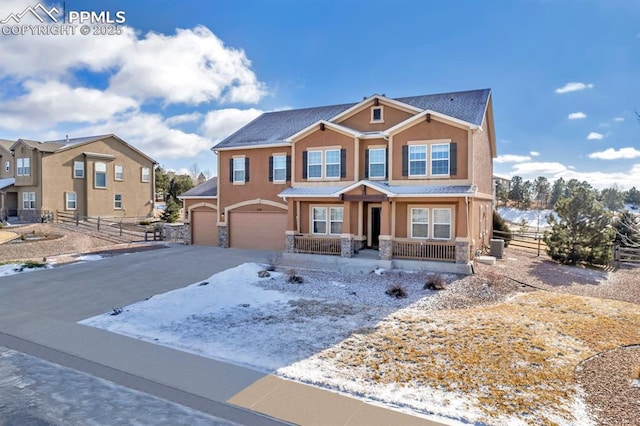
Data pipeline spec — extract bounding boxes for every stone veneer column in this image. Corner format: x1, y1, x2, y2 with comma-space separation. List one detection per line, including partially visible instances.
340, 235, 354, 258
183, 222, 191, 245
455, 237, 470, 263
285, 231, 296, 253
218, 224, 228, 248
378, 235, 392, 260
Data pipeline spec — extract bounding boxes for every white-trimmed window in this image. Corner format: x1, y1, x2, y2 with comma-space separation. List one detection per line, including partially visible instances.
272, 155, 286, 182
4, 161, 9, 173
411, 208, 429, 238
371, 106, 383, 122
74, 161, 84, 178
22, 192, 35, 210
232, 158, 245, 183
433, 208, 452, 239
325, 149, 340, 178
408, 145, 427, 176
141, 166, 150, 183
114, 164, 124, 181
114, 194, 123, 209
17, 158, 30, 176
65, 192, 77, 210
368, 148, 386, 179
95, 162, 107, 188
431, 144, 450, 176
312, 206, 344, 235
307, 150, 322, 179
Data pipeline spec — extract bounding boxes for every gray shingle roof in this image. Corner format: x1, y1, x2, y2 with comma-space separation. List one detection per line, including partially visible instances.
0, 178, 15, 190
180, 178, 218, 198
0, 140, 14, 151
215, 89, 490, 149
278, 181, 477, 198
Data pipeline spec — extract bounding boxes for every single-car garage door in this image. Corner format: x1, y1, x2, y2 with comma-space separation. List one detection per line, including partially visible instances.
191, 208, 218, 246
229, 211, 287, 250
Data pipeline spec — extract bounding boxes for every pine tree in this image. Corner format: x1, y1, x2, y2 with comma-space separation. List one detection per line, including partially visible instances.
544, 185, 614, 265
548, 177, 566, 208
509, 176, 524, 208
614, 211, 640, 247
533, 176, 550, 208
600, 186, 625, 211
161, 197, 180, 223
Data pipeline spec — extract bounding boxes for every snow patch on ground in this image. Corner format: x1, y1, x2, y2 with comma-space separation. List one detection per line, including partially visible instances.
0, 263, 51, 277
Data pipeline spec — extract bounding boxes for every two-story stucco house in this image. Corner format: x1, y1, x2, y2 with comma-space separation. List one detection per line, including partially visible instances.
191, 89, 496, 269
0, 134, 156, 222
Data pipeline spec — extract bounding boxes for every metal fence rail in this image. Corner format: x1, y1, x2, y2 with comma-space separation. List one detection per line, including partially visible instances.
294, 236, 341, 255
392, 240, 455, 262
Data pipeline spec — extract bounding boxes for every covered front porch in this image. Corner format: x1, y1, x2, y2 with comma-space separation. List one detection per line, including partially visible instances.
279, 180, 480, 267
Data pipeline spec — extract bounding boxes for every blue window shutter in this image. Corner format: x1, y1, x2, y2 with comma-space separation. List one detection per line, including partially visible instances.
245, 157, 250, 182
364, 149, 369, 178
229, 158, 233, 182
286, 155, 291, 181
340, 148, 346, 178
302, 151, 308, 179
450, 143, 457, 176
268, 156, 273, 182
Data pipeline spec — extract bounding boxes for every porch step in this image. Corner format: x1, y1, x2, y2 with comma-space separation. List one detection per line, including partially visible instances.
476, 255, 496, 265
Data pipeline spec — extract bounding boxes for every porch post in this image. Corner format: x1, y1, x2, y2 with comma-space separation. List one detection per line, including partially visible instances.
340, 201, 353, 257
378, 201, 393, 260
455, 237, 470, 263
286, 198, 297, 253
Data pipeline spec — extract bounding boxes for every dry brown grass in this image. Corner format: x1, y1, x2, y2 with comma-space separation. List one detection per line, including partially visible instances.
319, 291, 640, 424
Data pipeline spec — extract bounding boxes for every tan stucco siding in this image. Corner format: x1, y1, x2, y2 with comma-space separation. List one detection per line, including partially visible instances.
472, 119, 494, 196
391, 120, 469, 181
359, 139, 388, 179
0, 146, 14, 179
338, 104, 414, 132
393, 199, 465, 240
217, 147, 291, 220
41, 136, 154, 217
294, 129, 354, 182
13, 142, 39, 187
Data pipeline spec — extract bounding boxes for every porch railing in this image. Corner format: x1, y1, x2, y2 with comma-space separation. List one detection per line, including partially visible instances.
392, 240, 455, 262
294, 235, 341, 255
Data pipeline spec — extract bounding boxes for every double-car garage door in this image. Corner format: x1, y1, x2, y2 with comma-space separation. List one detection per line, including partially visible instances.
229, 211, 287, 251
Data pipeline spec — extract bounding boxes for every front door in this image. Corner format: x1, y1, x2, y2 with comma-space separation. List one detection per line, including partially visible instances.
368, 205, 381, 248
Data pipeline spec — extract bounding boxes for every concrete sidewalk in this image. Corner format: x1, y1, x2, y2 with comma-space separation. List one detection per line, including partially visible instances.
0, 245, 447, 425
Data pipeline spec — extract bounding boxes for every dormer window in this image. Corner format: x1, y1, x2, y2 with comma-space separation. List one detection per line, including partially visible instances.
371, 106, 384, 123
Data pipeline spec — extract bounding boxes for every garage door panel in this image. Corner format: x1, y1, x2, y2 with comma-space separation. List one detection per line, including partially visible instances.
229, 211, 286, 250
192, 209, 218, 246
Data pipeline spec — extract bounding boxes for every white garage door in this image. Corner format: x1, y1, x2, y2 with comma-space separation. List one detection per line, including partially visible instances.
229, 211, 287, 250
192, 208, 218, 246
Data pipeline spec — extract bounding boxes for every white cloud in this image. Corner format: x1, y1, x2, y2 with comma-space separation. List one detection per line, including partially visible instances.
555, 82, 594, 94
613, 117, 625, 122
557, 165, 640, 190
494, 154, 531, 163
530, 151, 540, 157
109, 26, 266, 105
202, 108, 263, 142
165, 113, 203, 126
73, 112, 213, 159
587, 132, 604, 140
568, 112, 586, 119
588, 147, 640, 160
511, 162, 568, 176
0, 80, 138, 130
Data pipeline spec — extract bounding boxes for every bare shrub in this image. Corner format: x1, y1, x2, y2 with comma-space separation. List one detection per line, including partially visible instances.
287, 268, 304, 284
483, 269, 504, 286
424, 274, 447, 291
385, 283, 407, 299
265, 252, 283, 271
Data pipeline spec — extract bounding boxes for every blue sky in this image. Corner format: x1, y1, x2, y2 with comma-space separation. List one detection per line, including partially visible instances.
1, 0, 639, 188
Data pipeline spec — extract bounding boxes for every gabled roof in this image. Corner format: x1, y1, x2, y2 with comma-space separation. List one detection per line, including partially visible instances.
0, 139, 14, 152
214, 89, 491, 150
278, 180, 477, 198
0, 178, 15, 190
179, 178, 218, 198
7, 134, 156, 163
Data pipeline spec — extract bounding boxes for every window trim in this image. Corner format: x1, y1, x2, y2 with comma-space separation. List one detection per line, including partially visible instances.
370, 106, 384, 123
94, 162, 107, 189
432, 208, 452, 240
324, 149, 341, 179
311, 206, 344, 236
74, 161, 85, 178
114, 164, 124, 181
368, 147, 386, 179
22, 192, 36, 210
17, 158, 30, 176
307, 150, 323, 180
141, 166, 150, 183
430, 143, 450, 176
272, 154, 287, 183
114, 194, 123, 210
4, 160, 9, 173
410, 207, 429, 239
232, 157, 245, 183
408, 145, 427, 177
65, 192, 77, 210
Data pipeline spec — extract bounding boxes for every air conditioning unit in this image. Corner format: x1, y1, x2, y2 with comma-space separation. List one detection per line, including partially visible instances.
490, 238, 504, 259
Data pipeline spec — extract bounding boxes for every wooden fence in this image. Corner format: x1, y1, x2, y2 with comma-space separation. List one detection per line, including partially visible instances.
294, 236, 341, 255
493, 229, 548, 256
613, 245, 640, 267
55, 211, 152, 242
